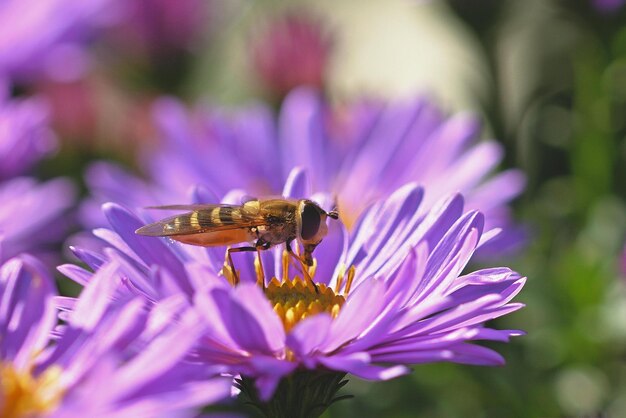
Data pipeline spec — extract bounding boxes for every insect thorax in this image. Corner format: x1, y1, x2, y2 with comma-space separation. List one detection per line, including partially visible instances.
254, 202, 297, 245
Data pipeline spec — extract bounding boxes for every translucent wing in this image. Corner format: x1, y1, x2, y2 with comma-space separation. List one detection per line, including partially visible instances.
135, 202, 266, 237
145, 204, 231, 211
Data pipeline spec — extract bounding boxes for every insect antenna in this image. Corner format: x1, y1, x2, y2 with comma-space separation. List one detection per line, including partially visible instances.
327, 209, 339, 220
327, 197, 339, 220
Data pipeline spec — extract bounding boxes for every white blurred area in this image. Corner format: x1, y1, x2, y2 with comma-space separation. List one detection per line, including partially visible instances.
192, 0, 489, 111
318, 0, 488, 110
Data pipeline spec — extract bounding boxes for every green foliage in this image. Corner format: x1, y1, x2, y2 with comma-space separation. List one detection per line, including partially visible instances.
237, 371, 351, 418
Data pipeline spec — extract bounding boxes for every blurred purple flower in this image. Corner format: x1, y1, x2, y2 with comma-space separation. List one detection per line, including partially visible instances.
0, 84, 56, 180
0, 253, 230, 417
593, 0, 626, 12
0, 0, 120, 82
84, 88, 526, 256
251, 11, 333, 98
66, 173, 526, 401
0, 89, 75, 262
0, 178, 74, 262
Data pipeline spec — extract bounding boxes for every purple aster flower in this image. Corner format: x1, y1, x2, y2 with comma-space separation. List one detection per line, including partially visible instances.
0, 0, 120, 82
190, 186, 526, 403
66, 172, 526, 411
0, 177, 74, 262
84, 88, 526, 256
0, 83, 56, 180
250, 11, 333, 99
0, 253, 231, 417
0, 89, 75, 262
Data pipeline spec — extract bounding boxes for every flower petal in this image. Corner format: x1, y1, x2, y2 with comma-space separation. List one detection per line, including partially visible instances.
103, 203, 188, 284
322, 278, 386, 353
287, 313, 332, 360
318, 352, 409, 380
211, 284, 285, 354
0, 255, 57, 368
282, 166, 311, 199
279, 88, 327, 187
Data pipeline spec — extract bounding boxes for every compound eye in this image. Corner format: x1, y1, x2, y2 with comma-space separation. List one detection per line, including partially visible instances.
300, 203, 322, 241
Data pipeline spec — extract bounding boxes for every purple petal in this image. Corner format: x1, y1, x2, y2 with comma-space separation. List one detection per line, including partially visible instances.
190, 184, 220, 205
69, 245, 106, 270
416, 193, 465, 254
57, 263, 92, 286
282, 166, 311, 199
445, 343, 506, 366
413, 227, 480, 307
70, 261, 124, 330
319, 352, 409, 380
279, 88, 327, 187
211, 284, 285, 353
322, 279, 386, 353
339, 98, 428, 198
0, 255, 57, 367
467, 170, 526, 213
313, 221, 348, 286
287, 313, 332, 360
105, 310, 206, 399
470, 327, 525, 342
54, 296, 77, 312
421, 211, 483, 290
346, 184, 424, 280
103, 203, 188, 287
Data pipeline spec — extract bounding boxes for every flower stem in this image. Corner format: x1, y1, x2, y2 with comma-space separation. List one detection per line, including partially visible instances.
236, 370, 353, 418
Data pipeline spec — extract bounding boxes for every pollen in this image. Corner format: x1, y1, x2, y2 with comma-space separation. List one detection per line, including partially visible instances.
0, 363, 64, 418
265, 277, 345, 333
220, 248, 356, 333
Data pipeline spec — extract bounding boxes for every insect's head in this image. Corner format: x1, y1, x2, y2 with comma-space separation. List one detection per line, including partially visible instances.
297, 200, 340, 265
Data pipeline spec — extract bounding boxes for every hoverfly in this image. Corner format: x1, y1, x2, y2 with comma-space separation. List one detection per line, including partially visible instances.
135, 198, 339, 286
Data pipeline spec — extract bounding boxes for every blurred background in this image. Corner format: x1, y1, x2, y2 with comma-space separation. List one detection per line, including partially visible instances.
4, 0, 626, 416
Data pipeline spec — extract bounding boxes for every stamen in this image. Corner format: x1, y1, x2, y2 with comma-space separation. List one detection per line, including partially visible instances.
334, 264, 346, 294
266, 278, 345, 332
0, 363, 63, 418
254, 255, 264, 287
219, 248, 358, 334
282, 250, 290, 283
344, 266, 356, 295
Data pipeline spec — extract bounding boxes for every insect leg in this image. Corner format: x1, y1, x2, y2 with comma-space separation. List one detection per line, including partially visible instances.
286, 239, 319, 294
227, 246, 257, 285
254, 239, 271, 289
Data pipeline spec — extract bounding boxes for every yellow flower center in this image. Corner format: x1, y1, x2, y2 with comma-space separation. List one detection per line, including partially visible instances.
0, 363, 63, 418
265, 278, 344, 332
221, 249, 356, 332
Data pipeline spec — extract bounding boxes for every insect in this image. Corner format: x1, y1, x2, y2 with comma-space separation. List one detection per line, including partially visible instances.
135, 198, 339, 286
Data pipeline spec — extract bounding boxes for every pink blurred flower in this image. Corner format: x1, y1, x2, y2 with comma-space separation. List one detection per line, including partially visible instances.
251, 11, 333, 98
103, 0, 212, 65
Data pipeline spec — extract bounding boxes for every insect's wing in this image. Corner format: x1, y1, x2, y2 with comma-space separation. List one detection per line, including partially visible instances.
135, 203, 266, 237
145, 204, 228, 211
